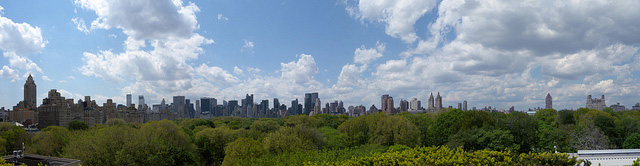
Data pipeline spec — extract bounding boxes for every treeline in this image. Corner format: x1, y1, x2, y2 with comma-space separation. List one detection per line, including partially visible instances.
0, 108, 636, 165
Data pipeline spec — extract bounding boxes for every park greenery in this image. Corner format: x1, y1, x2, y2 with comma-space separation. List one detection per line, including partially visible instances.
0, 107, 638, 165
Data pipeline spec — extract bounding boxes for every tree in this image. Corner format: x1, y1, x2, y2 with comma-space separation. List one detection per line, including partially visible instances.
0, 122, 28, 155
400, 113, 434, 147
263, 125, 324, 154
312, 114, 350, 129
536, 123, 572, 152
284, 115, 320, 128
222, 137, 265, 166
370, 116, 421, 147
31, 126, 71, 156
319, 127, 349, 149
337, 115, 370, 147
502, 111, 538, 153
67, 120, 89, 131
430, 109, 464, 146
623, 133, 640, 149
105, 118, 126, 126
195, 127, 237, 166
454, 110, 496, 131
250, 120, 280, 133
556, 109, 575, 125
571, 126, 610, 150
535, 108, 557, 124
448, 128, 519, 152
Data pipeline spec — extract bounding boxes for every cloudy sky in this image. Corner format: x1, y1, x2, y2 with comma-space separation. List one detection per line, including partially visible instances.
1, 0, 639, 111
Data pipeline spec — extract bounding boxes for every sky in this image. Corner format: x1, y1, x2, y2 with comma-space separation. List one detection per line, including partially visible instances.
1, 0, 640, 111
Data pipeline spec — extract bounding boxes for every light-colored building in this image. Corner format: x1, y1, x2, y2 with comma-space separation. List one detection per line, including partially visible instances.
410, 98, 421, 112
545, 93, 552, 109
570, 149, 640, 166
586, 95, 606, 111
610, 102, 626, 112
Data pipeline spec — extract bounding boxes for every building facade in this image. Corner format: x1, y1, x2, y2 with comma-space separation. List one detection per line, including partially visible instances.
586, 95, 606, 111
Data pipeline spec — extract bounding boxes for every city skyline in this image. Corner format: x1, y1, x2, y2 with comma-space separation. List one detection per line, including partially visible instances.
2, 0, 640, 110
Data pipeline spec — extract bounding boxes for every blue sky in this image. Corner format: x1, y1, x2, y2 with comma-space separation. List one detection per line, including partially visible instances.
1, 0, 640, 111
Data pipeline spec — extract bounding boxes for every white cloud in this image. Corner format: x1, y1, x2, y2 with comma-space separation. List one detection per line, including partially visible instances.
233, 66, 243, 75
217, 14, 228, 21
75, 0, 200, 40
354, 41, 384, 64
0, 65, 19, 81
242, 39, 254, 53
195, 64, 239, 85
71, 17, 90, 34
345, 0, 437, 43
0, 6, 46, 80
280, 54, 318, 85
41, 75, 51, 81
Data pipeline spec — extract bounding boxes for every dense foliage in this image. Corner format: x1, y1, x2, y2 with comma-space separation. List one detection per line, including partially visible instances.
0, 108, 636, 165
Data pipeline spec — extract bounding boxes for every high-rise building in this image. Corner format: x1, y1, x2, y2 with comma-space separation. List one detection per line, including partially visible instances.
435, 92, 443, 111
381, 94, 392, 113
273, 98, 280, 110
463, 101, 467, 111
545, 93, 553, 109
458, 103, 462, 110
304, 92, 319, 115
314, 98, 322, 115
24, 74, 37, 109
126, 94, 132, 108
399, 99, 409, 112
172, 96, 186, 117
586, 95, 606, 111
227, 100, 238, 116
195, 100, 200, 116
138, 95, 145, 110
428, 93, 435, 111
410, 98, 421, 111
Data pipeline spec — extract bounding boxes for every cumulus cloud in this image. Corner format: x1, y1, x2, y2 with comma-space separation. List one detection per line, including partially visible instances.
195, 64, 239, 85
354, 41, 384, 64
345, 0, 437, 43
233, 66, 243, 75
0, 65, 19, 81
340, 0, 640, 109
75, 0, 200, 40
281, 54, 318, 85
0, 9, 46, 79
242, 39, 254, 53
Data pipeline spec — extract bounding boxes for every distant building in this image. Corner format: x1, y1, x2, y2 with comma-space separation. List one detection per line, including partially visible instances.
410, 98, 421, 112
23, 74, 37, 109
610, 102, 626, 112
586, 95, 606, 111
457, 103, 462, 110
463, 101, 468, 111
545, 93, 552, 109
173, 96, 186, 118
633, 103, 640, 111
126, 94, 132, 108
399, 99, 409, 112
427, 93, 443, 112
304, 92, 319, 115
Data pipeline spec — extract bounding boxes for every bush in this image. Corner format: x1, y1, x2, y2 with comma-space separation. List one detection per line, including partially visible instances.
67, 120, 89, 131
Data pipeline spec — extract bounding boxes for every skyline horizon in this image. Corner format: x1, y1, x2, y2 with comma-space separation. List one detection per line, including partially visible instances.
2, 0, 640, 111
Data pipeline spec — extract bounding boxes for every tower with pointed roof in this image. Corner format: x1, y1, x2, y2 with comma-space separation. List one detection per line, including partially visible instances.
24, 74, 37, 109
435, 92, 443, 111
428, 93, 435, 111
545, 93, 552, 109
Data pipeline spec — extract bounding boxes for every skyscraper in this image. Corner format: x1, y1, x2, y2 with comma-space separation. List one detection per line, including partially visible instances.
273, 98, 280, 110
172, 96, 186, 117
314, 98, 322, 115
23, 74, 37, 109
126, 94, 132, 107
304, 92, 319, 115
545, 93, 552, 109
428, 93, 435, 111
458, 103, 462, 110
195, 100, 200, 116
138, 95, 145, 110
410, 98, 421, 111
381, 94, 390, 113
463, 101, 467, 111
435, 92, 443, 111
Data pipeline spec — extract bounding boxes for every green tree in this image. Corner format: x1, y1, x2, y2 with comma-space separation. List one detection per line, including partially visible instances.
319, 127, 349, 149
535, 108, 557, 124
67, 120, 89, 131
0, 122, 28, 155
623, 133, 640, 149
454, 110, 496, 131
312, 114, 349, 129
222, 137, 265, 166
105, 118, 126, 126
250, 120, 280, 133
31, 126, 71, 156
370, 116, 421, 147
263, 125, 324, 154
557, 109, 576, 125
502, 111, 538, 153
536, 123, 572, 152
430, 109, 464, 146
337, 115, 369, 147
400, 113, 434, 147
194, 127, 237, 166
284, 115, 320, 128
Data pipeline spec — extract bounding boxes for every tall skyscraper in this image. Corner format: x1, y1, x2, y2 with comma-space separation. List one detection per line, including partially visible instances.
463, 101, 467, 111
304, 92, 319, 115
126, 94, 132, 107
428, 93, 435, 110
138, 95, 145, 110
273, 98, 280, 110
314, 98, 322, 115
435, 92, 443, 110
458, 103, 462, 110
172, 96, 186, 117
23, 74, 37, 109
545, 93, 552, 109
381, 94, 390, 113
410, 98, 421, 111
195, 100, 200, 115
